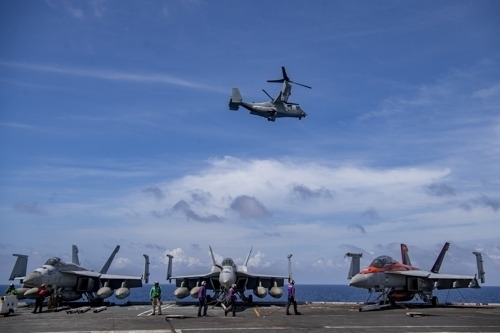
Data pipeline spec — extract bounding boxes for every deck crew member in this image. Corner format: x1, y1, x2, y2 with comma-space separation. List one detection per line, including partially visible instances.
197, 281, 209, 317
150, 281, 162, 315
286, 280, 301, 315
224, 284, 237, 317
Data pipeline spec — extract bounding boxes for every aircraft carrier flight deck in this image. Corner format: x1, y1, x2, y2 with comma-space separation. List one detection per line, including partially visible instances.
1, 301, 500, 333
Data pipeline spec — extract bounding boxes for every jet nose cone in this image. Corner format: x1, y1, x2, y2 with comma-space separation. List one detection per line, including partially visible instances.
220, 276, 230, 288
23, 272, 42, 286
219, 272, 234, 289
349, 273, 369, 288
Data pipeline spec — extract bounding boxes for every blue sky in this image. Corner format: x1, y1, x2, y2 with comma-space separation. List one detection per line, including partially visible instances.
1, 1, 499, 287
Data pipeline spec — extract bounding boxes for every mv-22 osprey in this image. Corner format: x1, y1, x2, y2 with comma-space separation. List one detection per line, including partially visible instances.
346, 242, 485, 308
9, 245, 150, 302
229, 66, 311, 122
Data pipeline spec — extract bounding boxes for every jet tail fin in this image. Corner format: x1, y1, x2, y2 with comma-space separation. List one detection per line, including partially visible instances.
72, 245, 80, 265
166, 254, 173, 282
229, 88, 242, 110
287, 254, 293, 281
209, 245, 221, 268
100, 245, 120, 274
473, 251, 485, 284
401, 244, 411, 266
9, 254, 28, 281
240, 245, 253, 273
431, 242, 449, 273
143, 254, 150, 284
345, 252, 363, 279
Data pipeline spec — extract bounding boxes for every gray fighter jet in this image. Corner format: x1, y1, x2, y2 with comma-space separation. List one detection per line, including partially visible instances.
9, 245, 149, 302
167, 246, 292, 303
229, 67, 310, 122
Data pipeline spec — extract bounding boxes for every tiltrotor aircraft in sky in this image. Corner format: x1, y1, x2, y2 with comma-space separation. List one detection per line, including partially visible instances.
345, 242, 485, 307
9, 245, 149, 302
167, 246, 293, 303
229, 66, 311, 122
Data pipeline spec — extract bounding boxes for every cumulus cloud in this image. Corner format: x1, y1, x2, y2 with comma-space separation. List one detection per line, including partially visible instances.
459, 194, 500, 212
425, 183, 457, 197
229, 195, 271, 220
111, 256, 132, 269
348, 224, 367, 234
144, 243, 167, 251
246, 251, 271, 269
142, 187, 166, 200
164, 247, 204, 269
289, 184, 333, 201
189, 190, 213, 205
172, 200, 223, 222
472, 194, 500, 212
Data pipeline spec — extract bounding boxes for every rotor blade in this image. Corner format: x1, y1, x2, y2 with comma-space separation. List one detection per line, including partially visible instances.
267, 66, 311, 88
262, 89, 273, 100
281, 66, 290, 82
290, 80, 312, 89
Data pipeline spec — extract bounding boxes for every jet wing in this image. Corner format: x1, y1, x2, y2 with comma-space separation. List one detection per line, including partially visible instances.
237, 272, 288, 289
169, 272, 220, 290
63, 270, 102, 278
63, 271, 143, 288
99, 273, 143, 289
387, 270, 478, 289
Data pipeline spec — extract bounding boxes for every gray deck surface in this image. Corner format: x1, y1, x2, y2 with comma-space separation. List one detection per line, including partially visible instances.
1, 302, 499, 332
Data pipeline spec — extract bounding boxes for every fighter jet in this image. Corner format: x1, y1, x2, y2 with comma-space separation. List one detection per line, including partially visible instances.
9, 245, 149, 302
228, 66, 310, 122
166, 246, 292, 303
345, 243, 485, 306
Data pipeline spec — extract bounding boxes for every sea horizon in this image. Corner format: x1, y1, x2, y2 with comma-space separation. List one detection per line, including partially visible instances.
2, 284, 499, 305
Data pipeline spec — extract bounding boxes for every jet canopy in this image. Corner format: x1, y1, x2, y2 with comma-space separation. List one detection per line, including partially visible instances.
44, 257, 62, 266
221, 258, 235, 267
369, 255, 397, 268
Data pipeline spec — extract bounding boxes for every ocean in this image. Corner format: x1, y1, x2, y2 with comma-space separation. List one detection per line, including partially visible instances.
3, 284, 499, 305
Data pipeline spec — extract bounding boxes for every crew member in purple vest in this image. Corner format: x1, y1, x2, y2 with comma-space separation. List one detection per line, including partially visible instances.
286, 280, 301, 315
224, 284, 237, 317
197, 281, 208, 317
